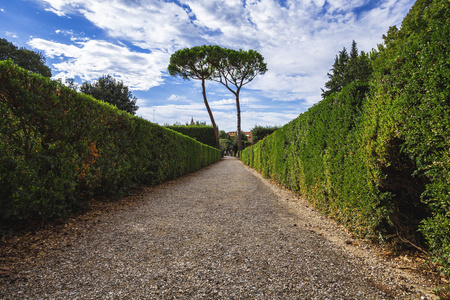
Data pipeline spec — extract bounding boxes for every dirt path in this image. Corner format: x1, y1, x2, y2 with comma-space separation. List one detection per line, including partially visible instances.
0, 157, 437, 299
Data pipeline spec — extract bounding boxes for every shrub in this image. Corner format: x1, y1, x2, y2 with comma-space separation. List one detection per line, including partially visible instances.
166, 125, 217, 148
250, 125, 279, 143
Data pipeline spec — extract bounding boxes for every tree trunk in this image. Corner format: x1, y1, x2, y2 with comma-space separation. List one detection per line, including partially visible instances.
202, 79, 219, 148
235, 91, 243, 152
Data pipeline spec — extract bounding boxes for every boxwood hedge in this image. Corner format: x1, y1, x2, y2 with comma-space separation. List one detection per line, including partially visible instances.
166, 125, 217, 148
0, 60, 221, 224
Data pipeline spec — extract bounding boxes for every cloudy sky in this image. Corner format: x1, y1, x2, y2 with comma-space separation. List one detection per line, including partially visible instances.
1, 0, 414, 132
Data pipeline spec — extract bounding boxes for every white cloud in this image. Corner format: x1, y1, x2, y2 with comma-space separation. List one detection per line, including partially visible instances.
55, 29, 72, 35
181, 0, 255, 46
168, 94, 187, 101
36, 0, 414, 92
242, 110, 299, 130
5, 31, 18, 38
210, 98, 236, 111
39, 0, 204, 50
138, 102, 208, 125
28, 38, 169, 90
29, 0, 415, 128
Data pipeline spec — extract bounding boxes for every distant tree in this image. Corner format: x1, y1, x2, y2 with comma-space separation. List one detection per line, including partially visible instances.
219, 130, 231, 140
321, 47, 349, 98
345, 41, 372, 85
168, 46, 267, 151
381, 25, 400, 49
64, 78, 78, 91
217, 130, 232, 153
0, 38, 51, 77
219, 138, 233, 154
355, 51, 372, 83
210, 47, 267, 151
80, 75, 138, 115
321, 40, 373, 99
344, 40, 359, 83
231, 131, 249, 154
251, 125, 279, 143
168, 46, 219, 147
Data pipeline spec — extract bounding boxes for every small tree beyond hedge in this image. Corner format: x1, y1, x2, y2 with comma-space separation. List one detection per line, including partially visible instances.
250, 125, 279, 143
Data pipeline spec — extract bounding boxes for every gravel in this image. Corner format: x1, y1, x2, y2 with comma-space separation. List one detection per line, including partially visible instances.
0, 157, 437, 299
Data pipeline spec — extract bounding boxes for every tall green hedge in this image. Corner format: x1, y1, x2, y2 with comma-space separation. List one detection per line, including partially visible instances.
242, 82, 384, 237
0, 60, 221, 223
366, 0, 450, 276
166, 125, 217, 148
242, 0, 449, 276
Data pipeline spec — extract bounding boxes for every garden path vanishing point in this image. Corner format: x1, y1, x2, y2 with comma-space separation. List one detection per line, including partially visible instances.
0, 157, 437, 299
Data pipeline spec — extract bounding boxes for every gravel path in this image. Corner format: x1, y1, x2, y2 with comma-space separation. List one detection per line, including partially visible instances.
0, 157, 436, 299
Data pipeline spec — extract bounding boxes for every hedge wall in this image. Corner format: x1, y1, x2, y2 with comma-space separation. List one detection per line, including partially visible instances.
0, 60, 221, 223
242, 82, 383, 237
166, 125, 217, 148
367, 0, 450, 276
242, 0, 449, 277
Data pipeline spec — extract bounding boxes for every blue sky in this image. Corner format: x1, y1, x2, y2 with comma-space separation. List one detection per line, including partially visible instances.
1, 0, 414, 132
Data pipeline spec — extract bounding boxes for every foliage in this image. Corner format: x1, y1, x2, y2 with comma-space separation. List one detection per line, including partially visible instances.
0, 60, 221, 224
242, 82, 381, 236
218, 131, 232, 153
216, 130, 250, 154
242, 0, 450, 278
219, 130, 231, 140
321, 40, 372, 99
168, 45, 215, 80
63, 78, 78, 91
219, 138, 233, 154
168, 45, 267, 151
80, 75, 138, 115
0, 38, 51, 77
165, 125, 217, 148
231, 132, 249, 154
250, 125, 279, 143
168, 45, 220, 147
190, 120, 207, 126
366, 0, 450, 276
210, 47, 268, 151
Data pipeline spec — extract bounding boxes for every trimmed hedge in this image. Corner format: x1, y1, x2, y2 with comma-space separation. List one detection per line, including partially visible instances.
242, 0, 449, 277
242, 82, 383, 237
166, 125, 217, 148
0, 60, 221, 223
367, 0, 450, 276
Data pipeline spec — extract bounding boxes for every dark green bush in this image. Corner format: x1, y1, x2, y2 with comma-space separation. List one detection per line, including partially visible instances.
250, 125, 279, 143
366, 0, 450, 276
0, 60, 221, 223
